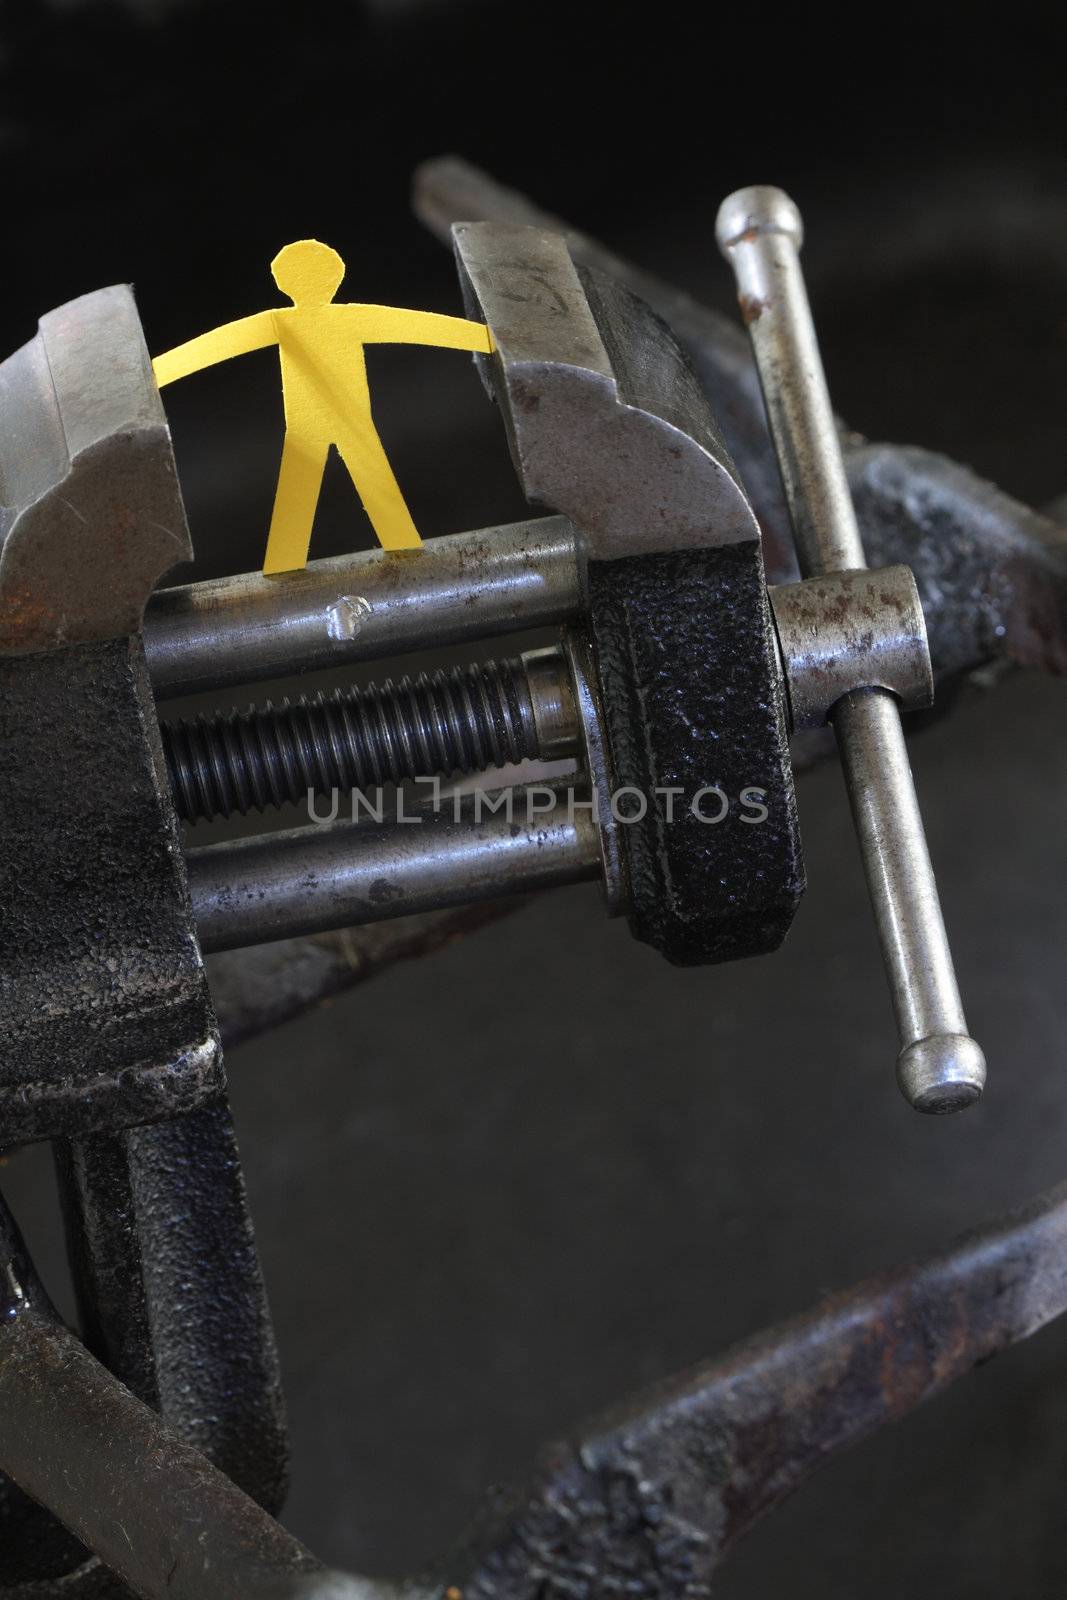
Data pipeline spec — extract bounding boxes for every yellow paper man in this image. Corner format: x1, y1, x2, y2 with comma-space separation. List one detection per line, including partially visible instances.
153, 240, 493, 574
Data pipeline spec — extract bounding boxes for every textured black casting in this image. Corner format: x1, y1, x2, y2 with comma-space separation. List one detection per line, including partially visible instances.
0, 638, 287, 1591
0, 638, 221, 1144
588, 543, 805, 965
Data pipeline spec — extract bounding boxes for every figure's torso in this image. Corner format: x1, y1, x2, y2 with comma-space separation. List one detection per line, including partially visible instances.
275, 305, 373, 434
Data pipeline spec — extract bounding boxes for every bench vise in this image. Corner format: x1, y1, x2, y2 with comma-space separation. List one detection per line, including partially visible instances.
0, 187, 984, 1597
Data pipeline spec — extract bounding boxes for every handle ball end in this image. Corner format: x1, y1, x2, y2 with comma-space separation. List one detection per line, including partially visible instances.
716, 186, 804, 255
897, 1033, 987, 1114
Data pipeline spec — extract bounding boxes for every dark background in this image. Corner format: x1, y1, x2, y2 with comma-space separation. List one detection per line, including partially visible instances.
3, 2, 1067, 1595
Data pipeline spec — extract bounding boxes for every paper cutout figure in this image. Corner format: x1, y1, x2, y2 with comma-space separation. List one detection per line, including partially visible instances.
153, 239, 493, 573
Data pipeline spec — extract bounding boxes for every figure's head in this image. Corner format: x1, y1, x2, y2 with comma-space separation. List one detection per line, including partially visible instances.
271, 239, 345, 305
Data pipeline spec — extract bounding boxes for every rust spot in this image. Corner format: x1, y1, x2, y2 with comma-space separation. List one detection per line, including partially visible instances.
739, 294, 766, 326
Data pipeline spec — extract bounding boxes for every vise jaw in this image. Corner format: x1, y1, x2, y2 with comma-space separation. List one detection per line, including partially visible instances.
454, 222, 805, 965
0, 285, 190, 655
452, 220, 756, 561
0, 285, 222, 1143
0, 289, 287, 1594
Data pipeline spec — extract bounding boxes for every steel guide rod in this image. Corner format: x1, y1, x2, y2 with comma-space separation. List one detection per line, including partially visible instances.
145, 515, 583, 698
188, 786, 602, 954
717, 185, 986, 1113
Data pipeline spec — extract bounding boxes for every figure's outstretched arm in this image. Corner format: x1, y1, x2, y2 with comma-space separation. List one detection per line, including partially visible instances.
153, 310, 278, 387
355, 306, 493, 353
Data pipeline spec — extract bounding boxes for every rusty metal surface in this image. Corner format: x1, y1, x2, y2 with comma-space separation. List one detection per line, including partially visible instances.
416, 159, 1067, 686
441, 1181, 1067, 1600
6, 1142, 1067, 1600
770, 565, 934, 731
849, 443, 1067, 680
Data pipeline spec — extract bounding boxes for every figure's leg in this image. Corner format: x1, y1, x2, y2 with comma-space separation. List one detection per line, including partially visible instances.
335, 425, 421, 550
262, 432, 330, 574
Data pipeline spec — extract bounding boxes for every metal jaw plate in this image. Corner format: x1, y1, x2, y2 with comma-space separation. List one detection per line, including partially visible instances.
0, 287, 220, 1142
454, 220, 805, 962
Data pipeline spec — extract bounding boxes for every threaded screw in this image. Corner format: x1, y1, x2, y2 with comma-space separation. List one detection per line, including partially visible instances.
162, 652, 572, 824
